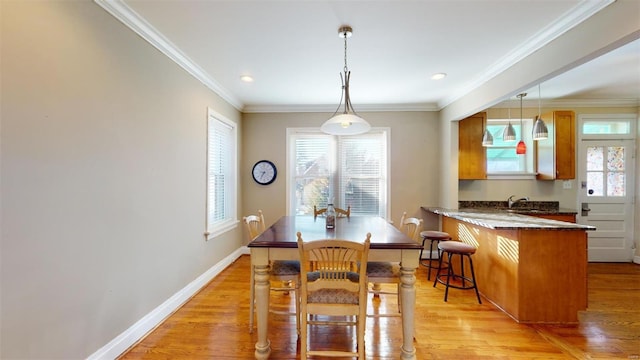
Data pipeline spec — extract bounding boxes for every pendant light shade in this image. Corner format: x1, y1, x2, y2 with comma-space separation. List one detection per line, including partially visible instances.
321, 26, 371, 136
482, 110, 493, 146
532, 115, 549, 140
502, 100, 516, 141
502, 123, 516, 141
532, 84, 548, 140
482, 129, 494, 146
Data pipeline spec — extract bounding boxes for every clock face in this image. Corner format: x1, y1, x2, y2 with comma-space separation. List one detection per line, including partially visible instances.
252, 160, 277, 185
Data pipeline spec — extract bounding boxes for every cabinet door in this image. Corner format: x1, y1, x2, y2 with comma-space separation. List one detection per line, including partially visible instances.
458, 112, 486, 180
554, 111, 575, 179
536, 111, 575, 180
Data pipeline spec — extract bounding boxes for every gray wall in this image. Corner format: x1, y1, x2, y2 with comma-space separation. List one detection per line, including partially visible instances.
1, 1, 242, 358
241, 111, 440, 232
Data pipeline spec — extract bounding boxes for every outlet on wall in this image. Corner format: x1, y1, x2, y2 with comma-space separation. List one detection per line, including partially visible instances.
563, 180, 572, 189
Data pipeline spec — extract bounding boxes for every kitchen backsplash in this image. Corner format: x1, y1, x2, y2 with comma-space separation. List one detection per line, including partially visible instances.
459, 200, 560, 211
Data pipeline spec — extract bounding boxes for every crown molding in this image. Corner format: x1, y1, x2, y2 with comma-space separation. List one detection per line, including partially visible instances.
492, 98, 639, 109
242, 102, 439, 114
94, 0, 244, 111
437, 0, 616, 109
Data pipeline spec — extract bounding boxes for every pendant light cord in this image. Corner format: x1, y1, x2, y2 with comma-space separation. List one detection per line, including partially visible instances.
520, 93, 524, 140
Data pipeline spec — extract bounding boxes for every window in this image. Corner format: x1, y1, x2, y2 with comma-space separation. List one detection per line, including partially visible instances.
485, 119, 534, 176
287, 129, 388, 217
206, 108, 238, 239
580, 114, 635, 139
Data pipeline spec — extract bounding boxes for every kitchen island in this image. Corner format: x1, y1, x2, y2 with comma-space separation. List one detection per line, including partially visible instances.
423, 207, 595, 323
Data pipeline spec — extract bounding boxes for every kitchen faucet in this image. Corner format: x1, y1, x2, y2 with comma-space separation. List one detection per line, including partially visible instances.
508, 195, 529, 208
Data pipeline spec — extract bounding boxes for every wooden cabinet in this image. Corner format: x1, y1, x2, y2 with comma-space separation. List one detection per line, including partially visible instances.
536, 110, 575, 180
441, 215, 588, 323
458, 112, 486, 180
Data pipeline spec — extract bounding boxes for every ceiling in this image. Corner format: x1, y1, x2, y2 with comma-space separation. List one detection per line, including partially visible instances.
100, 1, 639, 113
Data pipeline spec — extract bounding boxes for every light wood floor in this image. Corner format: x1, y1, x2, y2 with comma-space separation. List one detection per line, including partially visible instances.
119, 256, 640, 359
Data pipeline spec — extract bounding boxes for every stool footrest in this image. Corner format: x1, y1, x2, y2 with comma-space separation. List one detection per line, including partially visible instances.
435, 274, 476, 290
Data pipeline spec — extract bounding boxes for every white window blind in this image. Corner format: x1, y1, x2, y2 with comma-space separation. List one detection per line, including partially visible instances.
289, 129, 388, 217
206, 108, 237, 239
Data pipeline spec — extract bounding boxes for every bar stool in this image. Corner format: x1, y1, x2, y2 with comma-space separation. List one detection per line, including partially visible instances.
419, 230, 451, 280
433, 240, 482, 304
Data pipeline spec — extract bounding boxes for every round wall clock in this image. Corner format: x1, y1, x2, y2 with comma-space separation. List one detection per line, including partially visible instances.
252, 160, 277, 185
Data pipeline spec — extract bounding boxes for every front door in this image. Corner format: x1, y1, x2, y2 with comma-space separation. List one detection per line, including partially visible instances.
578, 138, 635, 262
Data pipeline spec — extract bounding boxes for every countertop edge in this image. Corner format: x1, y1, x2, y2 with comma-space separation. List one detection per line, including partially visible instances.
422, 206, 596, 231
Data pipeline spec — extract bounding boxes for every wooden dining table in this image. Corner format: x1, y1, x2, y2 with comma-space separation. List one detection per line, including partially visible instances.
248, 215, 422, 360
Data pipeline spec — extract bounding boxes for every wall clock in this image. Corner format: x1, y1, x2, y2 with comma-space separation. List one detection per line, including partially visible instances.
252, 160, 277, 185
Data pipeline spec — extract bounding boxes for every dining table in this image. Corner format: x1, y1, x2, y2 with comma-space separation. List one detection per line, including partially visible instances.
248, 215, 422, 360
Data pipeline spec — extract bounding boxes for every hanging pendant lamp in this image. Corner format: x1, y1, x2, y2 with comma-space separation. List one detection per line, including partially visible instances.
482, 109, 493, 146
502, 100, 516, 141
321, 26, 371, 136
532, 84, 549, 140
516, 93, 527, 154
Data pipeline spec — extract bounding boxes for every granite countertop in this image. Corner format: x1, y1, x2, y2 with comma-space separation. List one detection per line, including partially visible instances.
423, 207, 595, 231
457, 200, 577, 215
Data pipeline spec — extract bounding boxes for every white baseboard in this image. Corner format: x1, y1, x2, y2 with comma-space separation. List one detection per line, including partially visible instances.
87, 247, 245, 360
634, 255, 640, 264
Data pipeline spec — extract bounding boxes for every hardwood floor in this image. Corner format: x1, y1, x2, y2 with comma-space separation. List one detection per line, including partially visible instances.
119, 256, 640, 359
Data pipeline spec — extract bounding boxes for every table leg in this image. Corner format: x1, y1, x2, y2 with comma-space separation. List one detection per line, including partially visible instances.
253, 259, 271, 359
399, 265, 417, 360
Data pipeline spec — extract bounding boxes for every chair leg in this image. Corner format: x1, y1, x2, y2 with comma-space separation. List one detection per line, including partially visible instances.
443, 252, 453, 302
300, 308, 307, 359
460, 253, 466, 288
433, 249, 445, 288
294, 281, 301, 335
467, 255, 482, 304
427, 239, 435, 280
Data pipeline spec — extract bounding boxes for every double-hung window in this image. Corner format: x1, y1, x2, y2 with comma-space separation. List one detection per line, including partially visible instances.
206, 108, 238, 239
287, 128, 388, 217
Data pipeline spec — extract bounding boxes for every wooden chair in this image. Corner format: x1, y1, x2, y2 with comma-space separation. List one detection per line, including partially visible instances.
246, 210, 300, 333
313, 205, 351, 218
366, 216, 423, 317
297, 232, 371, 359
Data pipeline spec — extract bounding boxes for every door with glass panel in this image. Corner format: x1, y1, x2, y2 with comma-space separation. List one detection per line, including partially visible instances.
578, 115, 635, 262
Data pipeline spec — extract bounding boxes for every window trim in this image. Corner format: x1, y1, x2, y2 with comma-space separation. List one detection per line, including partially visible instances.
205, 108, 238, 240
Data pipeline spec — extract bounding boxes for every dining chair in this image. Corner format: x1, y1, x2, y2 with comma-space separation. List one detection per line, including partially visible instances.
313, 205, 351, 218
297, 231, 371, 359
366, 216, 422, 317
245, 210, 300, 333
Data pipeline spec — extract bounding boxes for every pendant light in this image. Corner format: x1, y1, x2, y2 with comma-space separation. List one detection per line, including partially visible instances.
532, 84, 549, 140
502, 99, 516, 141
516, 93, 527, 154
482, 108, 493, 146
321, 26, 371, 136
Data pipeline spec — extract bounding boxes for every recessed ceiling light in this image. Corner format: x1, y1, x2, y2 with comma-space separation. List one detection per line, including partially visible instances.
431, 73, 447, 80
240, 75, 254, 83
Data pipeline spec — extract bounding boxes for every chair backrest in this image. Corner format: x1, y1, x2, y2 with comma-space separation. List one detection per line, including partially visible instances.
397, 211, 407, 230
243, 210, 266, 241
313, 205, 351, 218
400, 217, 423, 242
297, 232, 370, 302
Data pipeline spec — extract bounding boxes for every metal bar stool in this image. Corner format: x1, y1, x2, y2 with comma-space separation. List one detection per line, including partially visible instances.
433, 240, 482, 304
419, 230, 451, 280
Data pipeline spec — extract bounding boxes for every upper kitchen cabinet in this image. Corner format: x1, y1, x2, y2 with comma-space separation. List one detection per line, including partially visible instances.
459, 112, 487, 180
536, 110, 576, 180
